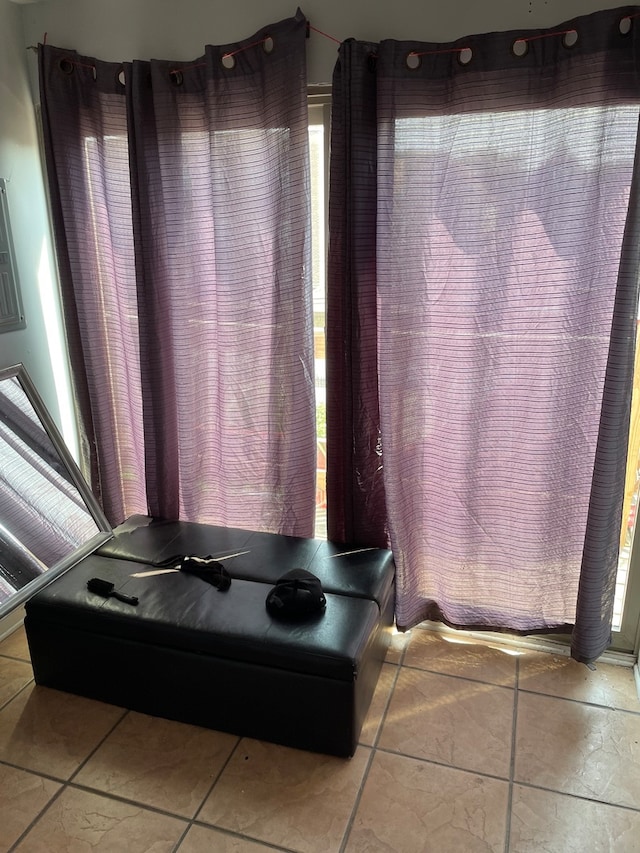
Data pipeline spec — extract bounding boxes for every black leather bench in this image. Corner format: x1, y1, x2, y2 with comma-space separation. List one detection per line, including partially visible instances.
24, 516, 395, 757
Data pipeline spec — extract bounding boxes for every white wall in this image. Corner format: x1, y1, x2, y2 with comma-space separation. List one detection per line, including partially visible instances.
0, 0, 73, 440
19, 0, 625, 88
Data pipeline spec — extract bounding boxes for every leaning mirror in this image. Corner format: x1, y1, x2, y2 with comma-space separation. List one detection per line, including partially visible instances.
0, 364, 112, 616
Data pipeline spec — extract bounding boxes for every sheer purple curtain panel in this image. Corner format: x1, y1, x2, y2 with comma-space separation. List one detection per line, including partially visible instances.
39, 46, 144, 524
126, 13, 314, 532
329, 6, 640, 663
39, 11, 316, 536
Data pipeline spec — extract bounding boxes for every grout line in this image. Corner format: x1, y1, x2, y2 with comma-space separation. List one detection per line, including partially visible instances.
372, 744, 512, 785
0, 653, 32, 665
0, 757, 67, 785
191, 735, 242, 823
0, 675, 34, 713
513, 779, 640, 814
504, 654, 520, 853
187, 820, 297, 851
5, 706, 134, 852
13, 777, 297, 853
67, 707, 129, 785
357, 660, 401, 751
50, 777, 303, 852
397, 648, 639, 714
370, 657, 402, 750
8, 710, 136, 849
400, 660, 516, 691
167, 729, 301, 851
338, 745, 376, 853
395, 630, 411, 668
63, 776, 300, 852
60, 779, 296, 850
339, 658, 402, 853
172, 823, 191, 852
65, 779, 198, 819
516, 687, 640, 716
7, 780, 67, 853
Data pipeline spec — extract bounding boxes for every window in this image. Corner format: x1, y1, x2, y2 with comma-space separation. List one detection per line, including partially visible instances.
309, 91, 330, 539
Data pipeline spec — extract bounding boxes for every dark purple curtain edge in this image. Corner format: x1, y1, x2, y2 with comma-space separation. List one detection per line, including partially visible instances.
571, 116, 640, 664
326, 39, 388, 549
38, 45, 103, 512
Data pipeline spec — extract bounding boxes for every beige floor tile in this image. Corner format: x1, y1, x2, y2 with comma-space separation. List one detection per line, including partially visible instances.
0, 626, 30, 662
345, 750, 509, 853
515, 692, 640, 809
198, 738, 371, 853
378, 667, 514, 777
404, 629, 518, 687
0, 657, 33, 708
13, 786, 187, 852
519, 652, 639, 711
75, 711, 239, 818
359, 662, 397, 747
509, 784, 640, 852
0, 765, 61, 852
178, 824, 278, 852
0, 684, 125, 779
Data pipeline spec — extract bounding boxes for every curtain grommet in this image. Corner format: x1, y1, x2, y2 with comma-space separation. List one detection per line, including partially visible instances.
263, 35, 275, 54
619, 16, 633, 36
170, 69, 184, 86
222, 53, 236, 70
563, 29, 579, 49
406, 51, 421, 71
59, 57, 74, 75
457, 47, 473, 66
116, 65, 125, 88
512, 39, 528, 58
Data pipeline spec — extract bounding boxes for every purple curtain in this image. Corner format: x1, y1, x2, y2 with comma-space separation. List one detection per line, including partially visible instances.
39, 11, 316, 536
326, 40, 388, 548
328, 6, 640, 663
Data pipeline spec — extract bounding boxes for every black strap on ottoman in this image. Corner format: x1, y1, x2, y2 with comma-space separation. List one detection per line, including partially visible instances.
155, 555, 232, 591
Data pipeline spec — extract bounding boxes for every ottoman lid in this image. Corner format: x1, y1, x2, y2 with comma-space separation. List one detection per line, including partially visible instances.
98, 516, 395, 609
26, 552, 381, 682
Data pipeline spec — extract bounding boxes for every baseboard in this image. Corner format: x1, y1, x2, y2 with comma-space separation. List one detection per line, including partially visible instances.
0, 606, 25, 643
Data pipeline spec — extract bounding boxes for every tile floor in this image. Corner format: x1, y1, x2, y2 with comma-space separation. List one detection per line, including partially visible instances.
0, 623, 639, 853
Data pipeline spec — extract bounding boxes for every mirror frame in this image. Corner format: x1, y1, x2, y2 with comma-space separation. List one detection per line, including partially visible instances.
0, 363, 113, 618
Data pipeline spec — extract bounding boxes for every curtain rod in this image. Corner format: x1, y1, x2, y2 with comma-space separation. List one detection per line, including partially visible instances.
26, 21, 343, 55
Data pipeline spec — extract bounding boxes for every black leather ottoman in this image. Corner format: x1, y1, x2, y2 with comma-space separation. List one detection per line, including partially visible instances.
24, 516, 395, 757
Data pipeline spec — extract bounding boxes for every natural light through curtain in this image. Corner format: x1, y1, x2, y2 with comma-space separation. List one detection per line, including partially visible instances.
379, 101, 638, 632
309, 114, 327, 538
39, 12, 315, 533
328, 7, 640, 662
